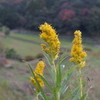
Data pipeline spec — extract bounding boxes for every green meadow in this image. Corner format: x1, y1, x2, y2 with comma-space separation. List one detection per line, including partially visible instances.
7, 32, 100, 55
0, 32, 100, 100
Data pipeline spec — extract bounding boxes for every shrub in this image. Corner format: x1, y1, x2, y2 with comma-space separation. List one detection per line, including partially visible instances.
3, 26, 10, 37
25, 55, 35, 61
35, 53, 44, 59
0, 41, 6, 66
5, 48, 20, 60
83, 47, 92, 51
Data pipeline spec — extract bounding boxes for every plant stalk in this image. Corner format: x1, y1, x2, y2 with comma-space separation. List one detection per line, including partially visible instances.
52, 59, 60, 100
51, 59, 56, 82
36, 92, 39, 100
57, 91, 60, 100
79, 69, 83, 98
51, 59, 56, 73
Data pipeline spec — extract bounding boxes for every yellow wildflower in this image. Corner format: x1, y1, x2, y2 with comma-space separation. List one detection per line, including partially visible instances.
30, 61, 45, 91
39, 22, 60, 59
70, 30, 87, 68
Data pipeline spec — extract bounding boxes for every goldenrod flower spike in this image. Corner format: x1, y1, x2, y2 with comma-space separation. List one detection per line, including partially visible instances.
30, 61, 45, 91
70, 30, 87, 69
70, 30, 87, 98
39, 22, 60, 60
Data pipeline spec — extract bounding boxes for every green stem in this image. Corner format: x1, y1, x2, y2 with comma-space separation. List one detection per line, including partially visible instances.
36, 92, 39, 100
52, 59, 56, 73
51, 59, 56, 81
57, 91, 60, 100
52, 58, 60, 100
78, 69, 83, 98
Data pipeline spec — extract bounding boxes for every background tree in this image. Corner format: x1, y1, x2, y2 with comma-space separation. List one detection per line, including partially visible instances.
0, 0, 100, 36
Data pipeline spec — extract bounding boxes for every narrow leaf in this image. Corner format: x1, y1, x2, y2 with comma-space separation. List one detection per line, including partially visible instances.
72, 91, 79, 100
77, 70, 87, 77
61, 86, 69, 95
63, 91, 72, 100
43, 52, 52, 67
37, 74, 52, 92
72, 88, 79, 96
60, 72, 73, 94
28, 63, 47, 100
60, 65, 65, 71
59, 50, 68, 62
52, 87, 57, 100
56, 64, 62, 89
80, 94, 86, 100
62, 64, 80, 80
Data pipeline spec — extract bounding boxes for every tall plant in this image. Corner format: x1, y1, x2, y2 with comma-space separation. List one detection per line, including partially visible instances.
29, 23, 88, 100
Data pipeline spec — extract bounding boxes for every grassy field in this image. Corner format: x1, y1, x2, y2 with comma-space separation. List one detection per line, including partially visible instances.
0, 32, 100, 100
10, 32, 100, 53
10, 32, 42, 42
4, 37, 42, 56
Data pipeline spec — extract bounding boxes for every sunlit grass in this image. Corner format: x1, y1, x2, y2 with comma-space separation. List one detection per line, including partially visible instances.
4, 37, 42, 56
10, 32, 42, 42
4, 33, 100, 58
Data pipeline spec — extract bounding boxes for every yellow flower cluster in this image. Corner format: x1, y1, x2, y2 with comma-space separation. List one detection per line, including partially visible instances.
30, 61, 45, 91
39, 22, 60, 59
70, 30, 87, 68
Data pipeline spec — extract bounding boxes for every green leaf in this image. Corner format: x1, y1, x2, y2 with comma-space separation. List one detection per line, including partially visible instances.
60, 72, 73, 94
80, 94, 86, 100
37, 73, 52, 92
72, 92, 79, 100
56, 64, 62, 89
47, 95, 53, 99
58, 50, 69, 64
28, 63, 47, 100
85, 85, 93, 100
52, 87, 57, 100
60, 65, 65, 71
72, 88, 79, 96
43, 52, 55, 84
43, 52, 52, 67
63, 91, 72, 100
45, 96, 52, 100
62, 65, 74, 80
59, 56, 69, 64
62, 64, 80, 80
61, 86, 69, 95
50, 69, 55, 82
82, 79, 86, 88
77, 70, 87, 77
72, 89, 80, 100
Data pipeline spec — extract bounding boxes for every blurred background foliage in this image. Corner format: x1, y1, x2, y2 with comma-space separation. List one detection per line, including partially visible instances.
0, 0, 100, 36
